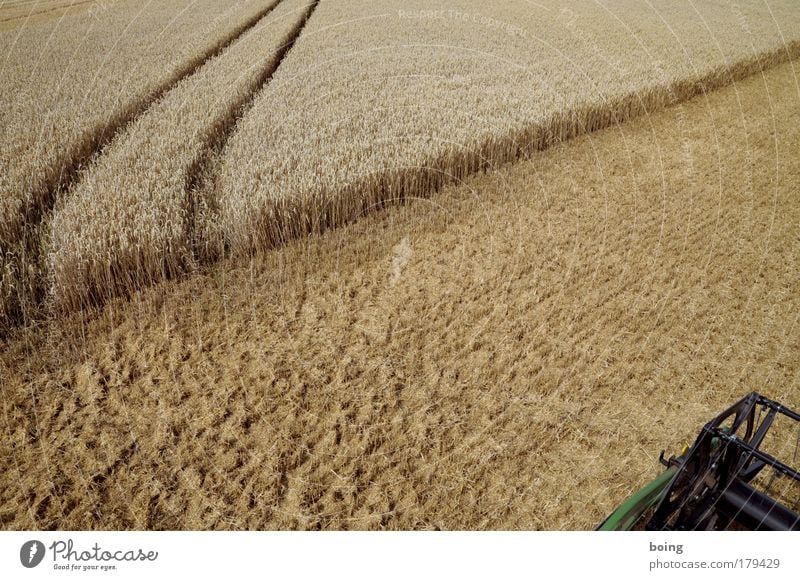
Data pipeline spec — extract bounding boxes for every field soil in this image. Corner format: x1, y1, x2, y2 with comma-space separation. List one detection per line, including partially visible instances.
1, 59, 798, 530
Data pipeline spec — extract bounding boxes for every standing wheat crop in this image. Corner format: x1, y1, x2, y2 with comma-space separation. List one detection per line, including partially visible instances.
215, 0, 800, 256
0, 0, 281, 328
46, 0, 316, 312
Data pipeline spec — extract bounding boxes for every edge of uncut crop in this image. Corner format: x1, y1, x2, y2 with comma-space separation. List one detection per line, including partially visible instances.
223, 40, 800, 259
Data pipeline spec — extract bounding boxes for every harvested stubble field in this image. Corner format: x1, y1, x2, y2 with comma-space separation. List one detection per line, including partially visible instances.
1, 50, 798, 529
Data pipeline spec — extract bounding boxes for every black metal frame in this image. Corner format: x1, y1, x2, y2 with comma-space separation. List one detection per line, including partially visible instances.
646, 392, 800, 531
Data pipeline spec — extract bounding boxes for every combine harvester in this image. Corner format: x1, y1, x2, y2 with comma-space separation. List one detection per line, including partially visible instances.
599, 392, 800, 531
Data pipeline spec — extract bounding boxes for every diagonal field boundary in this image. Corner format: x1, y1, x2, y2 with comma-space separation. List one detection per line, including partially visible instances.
247, 41, 800, 253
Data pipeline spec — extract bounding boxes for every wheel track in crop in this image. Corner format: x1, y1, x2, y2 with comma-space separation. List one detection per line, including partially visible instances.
3, 0, 289, 330
1, 0, 319, 332
47, 0, 321, 315
3, 1, 797, 332
186, 0, 320, 266
11, 0, 285, 242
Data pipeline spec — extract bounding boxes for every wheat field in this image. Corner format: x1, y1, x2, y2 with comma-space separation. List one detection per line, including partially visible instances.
216, 0, 800, 255
2, 0, 800, 326
1, 0, 799, 530
2, 55, 798, 529
0, 0, 97, 29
